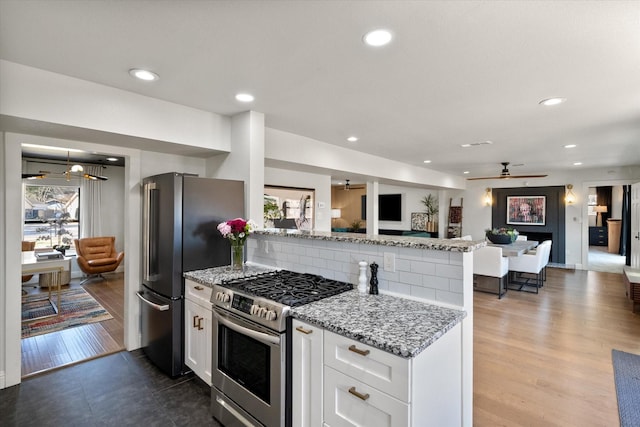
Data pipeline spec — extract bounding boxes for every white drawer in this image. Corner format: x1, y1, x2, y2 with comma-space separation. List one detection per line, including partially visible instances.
324, 330, 409, 402
185, 279, 213, 308
323, 366, 409, 427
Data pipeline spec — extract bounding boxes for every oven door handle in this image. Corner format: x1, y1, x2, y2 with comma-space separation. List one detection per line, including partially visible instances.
213, 311, 280, 346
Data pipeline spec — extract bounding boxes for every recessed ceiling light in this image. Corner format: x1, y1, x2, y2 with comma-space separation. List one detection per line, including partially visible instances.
539, 97, 566, 106
347, 136, 358, 142
235, 93, 255, 102
461, 141, 492, 148
564, 144, 577, 148
129, 68, 159, 81
463, 171, 470, 174
106, 157, 118, 162
423, 160, 432, 164
573, 162, 583, 166
363, 29, 392, 47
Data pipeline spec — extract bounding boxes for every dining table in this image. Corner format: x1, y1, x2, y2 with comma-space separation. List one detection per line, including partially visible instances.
486, 240, 538, 257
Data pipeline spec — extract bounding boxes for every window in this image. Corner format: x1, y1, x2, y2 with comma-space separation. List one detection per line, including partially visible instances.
24, 184, 80, 250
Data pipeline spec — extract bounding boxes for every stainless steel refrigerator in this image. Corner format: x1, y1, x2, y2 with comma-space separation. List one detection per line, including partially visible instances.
137, 172, 244, 377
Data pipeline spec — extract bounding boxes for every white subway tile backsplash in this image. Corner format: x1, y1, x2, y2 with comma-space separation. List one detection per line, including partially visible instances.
388, 281, 412, 295
435, 289, 463, 306
410, 260, 436, 275
449, 279, 464, 293
251, 234, 467, 308
435, 263, 463, 280
398, 271, 423, 286
410, 286, 436, 300
420, 275, 450, 290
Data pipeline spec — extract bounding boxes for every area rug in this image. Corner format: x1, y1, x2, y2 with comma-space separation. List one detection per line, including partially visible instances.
21, 287, 113, 339
612, 349, 640, 426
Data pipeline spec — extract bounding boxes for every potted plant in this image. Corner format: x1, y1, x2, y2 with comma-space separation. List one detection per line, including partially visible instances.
420, 194, 439, 232
349, 218, 363, 233
485, 227, 519, 244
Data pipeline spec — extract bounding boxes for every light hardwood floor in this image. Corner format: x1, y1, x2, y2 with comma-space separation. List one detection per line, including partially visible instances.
474, 267, 640, 426
21, 272, 124, 378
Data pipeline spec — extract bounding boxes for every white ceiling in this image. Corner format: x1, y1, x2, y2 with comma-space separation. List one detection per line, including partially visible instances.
1, 0, 639, 180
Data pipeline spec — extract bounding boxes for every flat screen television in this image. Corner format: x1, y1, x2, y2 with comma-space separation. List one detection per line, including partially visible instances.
361, 194, 403, 221
379, 194, 402, 221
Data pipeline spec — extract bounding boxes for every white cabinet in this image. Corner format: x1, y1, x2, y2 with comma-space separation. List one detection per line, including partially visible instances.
324, 365, 409, 427
293, 322, 462, 427
184, 279, 213, 385
292, 319, 324, 427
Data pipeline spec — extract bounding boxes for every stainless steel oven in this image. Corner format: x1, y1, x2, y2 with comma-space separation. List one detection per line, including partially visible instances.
211, 306, 285, 427
210, 271, 352, 427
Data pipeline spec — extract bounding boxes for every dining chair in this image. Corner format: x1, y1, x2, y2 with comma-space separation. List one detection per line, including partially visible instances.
526, 240, 552, 281
473, 246, 509, 299
507, 247, 547, 293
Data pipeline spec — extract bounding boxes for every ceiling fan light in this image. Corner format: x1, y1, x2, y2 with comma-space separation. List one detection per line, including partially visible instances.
70, 164, 84, 172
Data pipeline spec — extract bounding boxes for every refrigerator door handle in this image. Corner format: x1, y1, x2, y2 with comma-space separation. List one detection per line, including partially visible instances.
143, 181, 158, 282
136, 291, 170, 311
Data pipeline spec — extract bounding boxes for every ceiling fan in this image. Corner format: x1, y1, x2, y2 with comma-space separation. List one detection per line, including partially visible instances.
22, 152, 108, 181
341, 179, 366, 190
466, 162, 547, 181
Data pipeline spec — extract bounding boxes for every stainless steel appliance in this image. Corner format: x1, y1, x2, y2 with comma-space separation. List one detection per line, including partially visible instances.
210, 270, 353, 427
137, 172, 244, 377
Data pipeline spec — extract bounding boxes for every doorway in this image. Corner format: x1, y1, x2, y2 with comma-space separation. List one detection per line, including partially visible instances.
587, 185, 626, 273
20, 150, 126, 377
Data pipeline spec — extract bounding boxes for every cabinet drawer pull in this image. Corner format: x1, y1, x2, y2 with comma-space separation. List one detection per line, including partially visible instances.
295, 326, 313, 335
348, 386, 370, 401
197, 317, 204, 330
194, 285, 204, 291
348, 344, 370, 356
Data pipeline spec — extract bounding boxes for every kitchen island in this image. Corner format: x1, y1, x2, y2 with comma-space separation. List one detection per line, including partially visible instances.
250, 229, 478, 427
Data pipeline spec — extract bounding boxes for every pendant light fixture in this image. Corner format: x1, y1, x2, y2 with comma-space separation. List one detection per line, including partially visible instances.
344, 179, 351, 191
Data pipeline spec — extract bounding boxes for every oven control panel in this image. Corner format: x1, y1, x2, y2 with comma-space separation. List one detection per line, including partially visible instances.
212, 284, 285, 329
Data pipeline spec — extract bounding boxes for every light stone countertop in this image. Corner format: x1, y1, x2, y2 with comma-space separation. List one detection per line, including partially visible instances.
183, 263, 276, 288
254, 229, 485, 252
184, 262, 466, 359
291, 289, 466, 358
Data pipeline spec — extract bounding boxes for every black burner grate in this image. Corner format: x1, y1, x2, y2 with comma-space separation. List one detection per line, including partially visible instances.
221, 270, 353, 307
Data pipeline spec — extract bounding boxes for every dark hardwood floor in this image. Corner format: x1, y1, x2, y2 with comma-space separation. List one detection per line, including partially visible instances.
474, 267, 640, 426
21, 272, 124, 378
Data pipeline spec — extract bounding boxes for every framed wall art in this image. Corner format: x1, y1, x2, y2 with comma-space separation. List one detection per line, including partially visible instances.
506, 196, 546, 225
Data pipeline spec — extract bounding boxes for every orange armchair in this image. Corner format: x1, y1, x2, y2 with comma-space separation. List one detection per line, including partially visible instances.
74, 236, 124, 283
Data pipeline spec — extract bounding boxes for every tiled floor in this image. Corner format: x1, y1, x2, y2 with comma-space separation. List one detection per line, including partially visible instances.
0, 350, 221, 426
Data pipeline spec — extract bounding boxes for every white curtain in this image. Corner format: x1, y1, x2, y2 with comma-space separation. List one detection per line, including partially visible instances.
80, 165, 103, 237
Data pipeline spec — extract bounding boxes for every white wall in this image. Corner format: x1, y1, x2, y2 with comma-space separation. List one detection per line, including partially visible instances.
377, 184, 440, 231
265, 167, 332, 231
206, 111, 265, 229
141, 151, 206, 178
265, 128, 467, 190
0, 60, 230, 153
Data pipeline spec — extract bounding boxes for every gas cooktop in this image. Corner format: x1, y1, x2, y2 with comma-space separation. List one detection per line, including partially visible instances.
212, 270, 353, 332
220, 270, 353, 308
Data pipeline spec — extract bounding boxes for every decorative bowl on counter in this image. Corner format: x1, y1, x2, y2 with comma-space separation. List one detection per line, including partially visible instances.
485, 227, 518, 244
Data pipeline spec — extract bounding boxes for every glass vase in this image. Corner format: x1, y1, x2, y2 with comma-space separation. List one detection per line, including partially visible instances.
231, 244, 245, 271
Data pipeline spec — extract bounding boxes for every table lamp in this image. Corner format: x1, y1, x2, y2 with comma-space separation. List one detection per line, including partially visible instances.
594, 205, 607, 227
